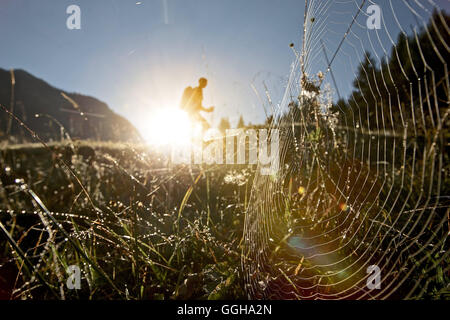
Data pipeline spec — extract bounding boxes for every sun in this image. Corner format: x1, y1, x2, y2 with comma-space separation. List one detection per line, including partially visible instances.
141, 107, 201, 147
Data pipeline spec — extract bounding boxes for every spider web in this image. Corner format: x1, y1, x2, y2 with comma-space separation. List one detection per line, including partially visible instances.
242, 0, 449, 299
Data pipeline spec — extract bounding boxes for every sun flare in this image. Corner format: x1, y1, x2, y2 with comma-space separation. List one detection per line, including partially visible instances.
142, 107, 201, 147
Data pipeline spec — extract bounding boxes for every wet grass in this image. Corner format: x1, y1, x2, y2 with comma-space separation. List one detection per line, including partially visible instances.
0, 141, 250, 299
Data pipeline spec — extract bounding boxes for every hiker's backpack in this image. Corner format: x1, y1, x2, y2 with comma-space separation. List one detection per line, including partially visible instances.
180, 86, 194, 110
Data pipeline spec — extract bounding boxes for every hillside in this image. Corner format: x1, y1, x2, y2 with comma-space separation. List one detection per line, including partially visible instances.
0, 68, 142, 143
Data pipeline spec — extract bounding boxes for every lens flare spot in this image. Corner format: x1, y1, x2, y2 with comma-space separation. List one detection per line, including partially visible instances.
298, 186, 305, 195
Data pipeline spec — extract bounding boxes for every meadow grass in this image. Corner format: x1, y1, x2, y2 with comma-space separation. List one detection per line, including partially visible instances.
0, 141, 249, 299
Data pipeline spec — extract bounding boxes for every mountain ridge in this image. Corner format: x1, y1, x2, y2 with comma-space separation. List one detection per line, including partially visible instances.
0, 68, 142, 143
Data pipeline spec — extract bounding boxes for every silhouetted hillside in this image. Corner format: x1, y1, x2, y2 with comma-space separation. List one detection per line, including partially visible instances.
0, 68, 142, 143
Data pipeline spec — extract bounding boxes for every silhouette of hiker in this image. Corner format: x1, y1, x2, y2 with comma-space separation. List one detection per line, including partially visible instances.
180, 77, 214, 130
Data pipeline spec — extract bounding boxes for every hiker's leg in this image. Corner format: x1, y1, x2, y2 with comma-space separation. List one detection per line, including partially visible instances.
191, 113, 209, 131
197, 115, 210, 131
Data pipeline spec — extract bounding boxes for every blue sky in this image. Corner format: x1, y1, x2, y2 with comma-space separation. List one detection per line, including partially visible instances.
1, 0, 448, 134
